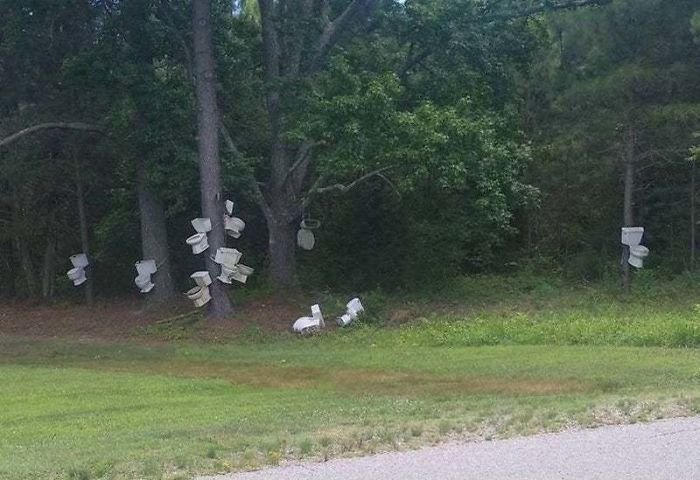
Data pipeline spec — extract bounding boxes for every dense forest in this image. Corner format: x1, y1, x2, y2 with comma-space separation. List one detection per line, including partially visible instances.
1, 0, 699, 314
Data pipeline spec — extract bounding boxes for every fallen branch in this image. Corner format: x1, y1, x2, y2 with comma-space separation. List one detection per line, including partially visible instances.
0, 122, 104, 149
154, 309, 201, 325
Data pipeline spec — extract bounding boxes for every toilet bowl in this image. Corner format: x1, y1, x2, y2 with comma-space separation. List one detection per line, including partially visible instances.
297, 228, 315, 250
229, 264, 253, 284
67, 267, 87, 286
186, 232, 209, 254
218, 264, 236, 284
70, 253, 89, 268
190, 271, 212, 287
135, 273, 155, 293
185, 285, 211, 307
629, 245, 650, 268
293, 316, 322, 335
224, 216, 245, 238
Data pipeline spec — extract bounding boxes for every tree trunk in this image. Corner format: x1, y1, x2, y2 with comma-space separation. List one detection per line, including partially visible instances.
74, 159, 94, 306
41, 235, 55, 299
621, 126, 635, 294
192, 0, 233, 318
136, 161, 176, 305
267, 215, 297, 288
691, 160, 696, 271
12, 194, 36, 297
14, 235, 36, 297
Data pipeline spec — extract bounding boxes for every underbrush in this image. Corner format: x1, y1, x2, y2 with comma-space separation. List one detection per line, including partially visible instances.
327, 271, 700, 348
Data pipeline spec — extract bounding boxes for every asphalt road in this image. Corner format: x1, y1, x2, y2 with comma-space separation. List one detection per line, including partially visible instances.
198, 416, 700, 480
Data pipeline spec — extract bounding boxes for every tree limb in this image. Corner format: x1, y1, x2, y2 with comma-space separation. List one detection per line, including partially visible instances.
219, 121, 274, 221
398, 0, 611, 78
480, 0, 612, 23
0, 122, 104, 149
313, 166, 394, 195
309, 0, 375, 73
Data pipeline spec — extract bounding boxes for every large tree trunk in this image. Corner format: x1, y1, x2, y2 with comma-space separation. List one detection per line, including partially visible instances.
41, 235, 55, 299
621, 126, 635, 294
74, 158, 94, 306
12, 194, 37, 297
691, 160, 696, 271
192, 0, 233, 319
267, 215, 297, 288
136, 161, 176, 305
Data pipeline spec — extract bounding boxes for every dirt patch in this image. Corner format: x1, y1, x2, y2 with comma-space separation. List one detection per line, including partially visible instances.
66, 359, 588, 398
0, 294, 315, 341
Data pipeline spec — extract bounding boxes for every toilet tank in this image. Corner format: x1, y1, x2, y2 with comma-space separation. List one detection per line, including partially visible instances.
69, 253, 89, 268
621, 227, 644, 246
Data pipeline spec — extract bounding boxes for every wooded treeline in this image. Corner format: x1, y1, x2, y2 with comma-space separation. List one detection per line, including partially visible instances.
1, 0, 699, 310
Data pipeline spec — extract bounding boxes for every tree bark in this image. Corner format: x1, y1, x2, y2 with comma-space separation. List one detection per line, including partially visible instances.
0, 122, 103, 149
136, 161, 176, 305
691, 160, 696, 272
621, 126, 635, 294
268, 215, 298, 288
192, 0, 233, 318
12, 194, 36, 297
74, 158, 94, 306
41, 235, 55, 299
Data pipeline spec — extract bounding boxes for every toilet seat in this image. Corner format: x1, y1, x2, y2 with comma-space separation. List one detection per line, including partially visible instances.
186, 233, 209, 254
185, 285, 211, 307
67, 267, 87, 286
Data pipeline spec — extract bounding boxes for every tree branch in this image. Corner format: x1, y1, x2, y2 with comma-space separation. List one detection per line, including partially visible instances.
480, 0, 612, 23
398, 0, 611, 78
0, 122, 104, 149
308, 0, 376, 73
219, 121, 274, 221
313, 166, 394, 194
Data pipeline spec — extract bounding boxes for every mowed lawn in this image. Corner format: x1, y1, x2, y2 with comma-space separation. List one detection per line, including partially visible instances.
3, 334, 700, 480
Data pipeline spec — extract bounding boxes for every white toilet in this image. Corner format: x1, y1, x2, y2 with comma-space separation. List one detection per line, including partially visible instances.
297, 229, 315, 250
230, 264, 254, 284
214, 247, 242, 266
66, 253, 89, 286
134, 259, 157, 293
190, 271, 212, 287
185, 285, 211, 308
629, 245, 650, 268
224, 215, 245, 238
293, 304, 325, 334
186, 218, 212, 254
337, 297, 364, 326
621, 227, 650, 268
297, 219, 320, 251
67, 267, 87, 286
214, 248, 243, 283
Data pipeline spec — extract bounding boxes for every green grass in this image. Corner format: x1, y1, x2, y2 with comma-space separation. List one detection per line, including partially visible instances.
3, 337, 700, 480
4, 273, 700, 479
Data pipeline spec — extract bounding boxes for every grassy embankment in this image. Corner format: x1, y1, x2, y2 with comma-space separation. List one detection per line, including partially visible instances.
3, 273, 700, 479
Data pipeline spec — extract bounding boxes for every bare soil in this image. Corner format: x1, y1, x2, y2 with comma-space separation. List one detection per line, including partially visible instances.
0, 293, 314, 342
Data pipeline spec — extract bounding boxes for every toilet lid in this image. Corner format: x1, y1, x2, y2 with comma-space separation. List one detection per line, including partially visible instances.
297, 229, 315, 250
